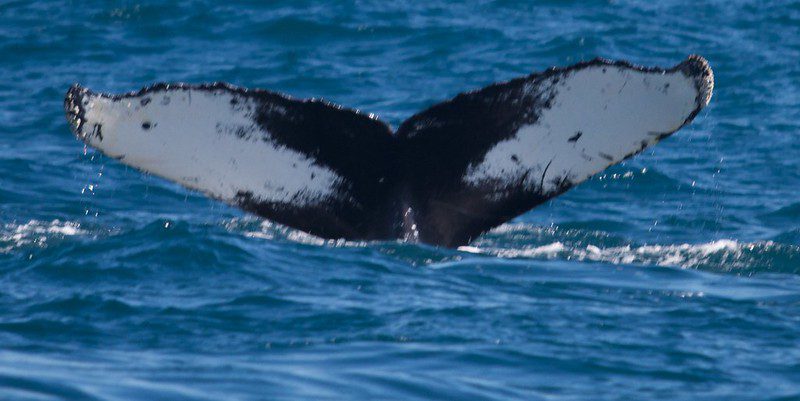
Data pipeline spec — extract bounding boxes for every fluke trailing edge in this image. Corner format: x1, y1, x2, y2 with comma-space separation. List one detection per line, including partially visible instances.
65, 56, 714, 247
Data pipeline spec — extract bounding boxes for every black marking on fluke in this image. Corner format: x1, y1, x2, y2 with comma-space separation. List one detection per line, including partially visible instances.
64, 56, 713, 248
568, 131, 583, 142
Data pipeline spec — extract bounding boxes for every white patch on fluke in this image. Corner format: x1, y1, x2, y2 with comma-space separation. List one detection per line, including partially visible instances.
78, 90, 341, 206
464, 65, 700, 194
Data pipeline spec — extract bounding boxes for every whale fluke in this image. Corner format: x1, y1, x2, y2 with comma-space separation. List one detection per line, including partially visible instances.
65, 56, 713, 247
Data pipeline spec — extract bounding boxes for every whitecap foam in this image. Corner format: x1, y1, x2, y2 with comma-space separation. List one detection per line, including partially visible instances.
225, 218, 364, 248
224, 219, 798, 273
0, 219, 86, 253
462, 238, 793, 272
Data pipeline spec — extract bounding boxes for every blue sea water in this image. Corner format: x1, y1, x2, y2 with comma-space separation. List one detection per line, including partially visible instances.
2, 0, 800, 400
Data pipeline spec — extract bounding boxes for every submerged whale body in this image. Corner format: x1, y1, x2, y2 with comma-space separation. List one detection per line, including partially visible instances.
65, 56, 713, 247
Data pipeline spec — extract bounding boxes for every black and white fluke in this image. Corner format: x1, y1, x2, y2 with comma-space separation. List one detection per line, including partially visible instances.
65, 56, 714, 247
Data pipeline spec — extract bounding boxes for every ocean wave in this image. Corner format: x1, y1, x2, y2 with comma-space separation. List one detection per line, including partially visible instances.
5, 217, 798, 276
226, 218, 366, 248
0, 219, 86, 253
229, 219, 800, 274
463, 224, 800, 274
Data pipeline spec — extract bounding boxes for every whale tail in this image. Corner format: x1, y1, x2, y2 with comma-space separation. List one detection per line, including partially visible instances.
65, 56, 713, 247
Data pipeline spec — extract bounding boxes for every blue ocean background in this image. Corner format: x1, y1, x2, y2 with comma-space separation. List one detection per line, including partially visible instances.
2, 1, 800, 400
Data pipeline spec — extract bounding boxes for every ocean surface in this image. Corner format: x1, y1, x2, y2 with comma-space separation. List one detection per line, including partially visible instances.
2, 1, 800, 400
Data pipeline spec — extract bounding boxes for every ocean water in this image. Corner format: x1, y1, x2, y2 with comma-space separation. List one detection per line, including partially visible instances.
2, 1, 800, 400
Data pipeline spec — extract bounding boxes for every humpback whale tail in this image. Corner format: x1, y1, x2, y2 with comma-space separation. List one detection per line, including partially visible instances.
65, 56, 713, 247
